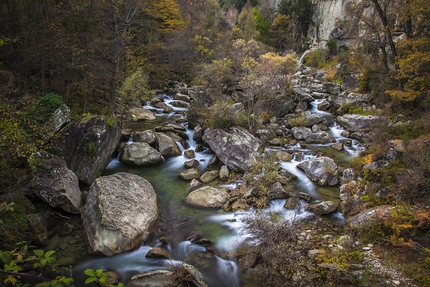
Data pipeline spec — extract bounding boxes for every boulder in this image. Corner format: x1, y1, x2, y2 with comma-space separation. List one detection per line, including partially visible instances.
284, 197, 300, 210
45, 104, 71, 135
337, 114, 386, 132
253, 99, 296, 118
155, 133, 181, 157
202, 127, 262, 172
347, 205, 396, 229
297, 156, 339, 186
306, 200, 338, 215
200, 170, 219, 183
268, 182, 288, 200
127, 264, 208, 287
276, 151, 292, 162
184, 159, 199, 169
129, 108, 156, 121
145, 247, 170, 259
291, 127, 335, 144
27, 213, 48, 246
178, 168, 201, 180
300, 112, 324, 127
317, 100, 330, 111
184, 149, 195, 159
82, 172, 158, 256
183, 186, 230, 209
32, 152, 82, 214
291, 127, 312, 140
322, 82, 341, 95
49, 115, 122, 185
120, 143, 164, 166
134, 130, 156, 144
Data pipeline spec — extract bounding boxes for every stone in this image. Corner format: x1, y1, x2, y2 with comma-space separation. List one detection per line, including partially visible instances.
337, 114, 386, 132
188, 179, 201, 192
183, 149, 195, 159
184, 159, 199, 169
45, 104, 71, 135
32, 151, 82, 214
145, 247, 170, 259
134, 130, 156, 144
202, 127, 262, 172
331, 142, 343, 151
268, 138, 282, 146
216, 166, 229, 182
183, 186, 230, 209
178, 168, 201, 180
276, 151, 292, 162
174, 92, 191, 102
120, 142, 164, 166
268, 182, 288, 200
129, 108, 156, 121
58, 223, 74, 236
317, 100, 330, 111
200, 170, 219, 183
297, 156, 339, 186
82, 172, 158, 256
337, 235, 353, 249
347, 205, 396, 229
48, 115, 122, 185
306, 200, 338, 215
155, 132, 181, 157
27, 213, 48, 246
284, 197, 300, 210
253, 99, 296, 118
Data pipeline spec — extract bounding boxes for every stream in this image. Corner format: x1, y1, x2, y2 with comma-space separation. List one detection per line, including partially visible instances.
72, 94, 362, 287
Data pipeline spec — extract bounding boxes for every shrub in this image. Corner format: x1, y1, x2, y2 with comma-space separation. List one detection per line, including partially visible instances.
337, 103, 365, 115
205, 100, 236, 130
249, 152, 279, 195
28, 93, 64, 123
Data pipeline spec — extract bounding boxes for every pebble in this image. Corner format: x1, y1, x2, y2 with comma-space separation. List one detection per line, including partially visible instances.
362, 247, 371, 251
392, 280, 401, 286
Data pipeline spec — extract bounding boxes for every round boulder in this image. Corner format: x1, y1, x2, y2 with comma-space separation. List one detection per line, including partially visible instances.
183, 186, 230, 209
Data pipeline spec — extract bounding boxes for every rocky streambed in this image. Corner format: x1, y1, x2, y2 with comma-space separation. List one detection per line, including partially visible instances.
23, 68, 416, 287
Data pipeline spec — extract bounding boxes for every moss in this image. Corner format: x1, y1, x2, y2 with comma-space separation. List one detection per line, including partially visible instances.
0, 199, 33, 249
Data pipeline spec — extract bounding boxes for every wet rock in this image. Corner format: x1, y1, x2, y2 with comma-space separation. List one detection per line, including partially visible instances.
184, 149, 195, 159
129, 108, 156, 121
188, 179, 201, 192
48, 115, 122, 185
284, 197, 300, 210
317, 100, 330, 111
298, 192, 315, 202
58, 223, 74, 236
203, 127, 262, 172
200, 170, 219, 183
297, 156, 339, 186
82, 172, 158, 256
120, 142, 164, 166
184, 159, 199, 169
219, 165, 230, 181
32, 151, 82, 214
145, 247, 171, 259
134, 130, 156, 144
337, 114, 386, 132
306, 200, 338, 215
268, 182, 288, 200
155, 132, 181, 157
179, 168, 201, 180
183, 186, 230, 209
276, 150, 292, 162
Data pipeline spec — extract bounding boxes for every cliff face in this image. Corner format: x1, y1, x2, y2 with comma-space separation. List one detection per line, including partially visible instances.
310, 0, 360, 48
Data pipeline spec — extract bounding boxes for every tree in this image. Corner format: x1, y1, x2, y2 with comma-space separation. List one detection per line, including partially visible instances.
277, 0, 313, 38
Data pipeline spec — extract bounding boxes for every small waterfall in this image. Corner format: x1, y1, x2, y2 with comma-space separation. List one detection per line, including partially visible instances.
127, 131, 134, 144
299, 49, 311, 65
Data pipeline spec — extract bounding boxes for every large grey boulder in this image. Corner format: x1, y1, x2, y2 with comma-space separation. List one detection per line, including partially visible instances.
155, 132, 181, 157
202, 127, 262, 172
82, 172, 158, 256
134, 130, 156, 144
347, 206, 396, 229
253, 99, 296, 118
45, 104, 70, 135
129, 108, 156, 121
300, 112, 324, 127
297, 156, 339, 186
49, 115, 122, 185
291, 127, 335, 144
306, 200, 338, 215
337, 114, 386, 132
120, 142, 164, 166
183, 186, 230, 209
127, 264, 208, 287
32, 152, 82, 214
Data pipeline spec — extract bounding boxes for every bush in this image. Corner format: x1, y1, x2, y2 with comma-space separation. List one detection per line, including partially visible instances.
28, 93, 64, 123
205, 100, 236, 129
337, 103, 365, 115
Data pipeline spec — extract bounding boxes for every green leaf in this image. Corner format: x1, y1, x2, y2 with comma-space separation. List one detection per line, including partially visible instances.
44, 250, 56, 259
95, 269, 103, 277
99, 275, 108, 284
84, 277, 98, 284
84, 269, 96, 276
35, 282, 51, 287
33, 249, 44, 258
0, 251, 12, 264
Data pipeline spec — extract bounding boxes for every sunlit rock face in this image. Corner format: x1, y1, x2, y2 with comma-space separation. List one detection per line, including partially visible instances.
82, 172, 158, 256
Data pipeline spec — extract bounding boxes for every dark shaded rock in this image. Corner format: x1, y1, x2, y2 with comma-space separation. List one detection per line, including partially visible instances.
49, 115, 121, 185
145, 247, 170, 259
27, 213, 48, 246
253, 99, 296, 118
284, 197, 300, 210
184, 149, 196, 159
184, 159, 199, 169
32, 151, 82, 214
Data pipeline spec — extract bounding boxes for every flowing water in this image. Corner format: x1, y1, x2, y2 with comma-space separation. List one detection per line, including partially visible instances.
73, 94, 361, 286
